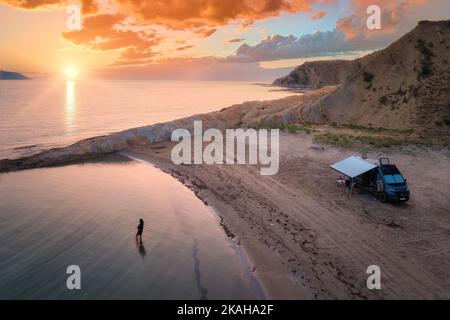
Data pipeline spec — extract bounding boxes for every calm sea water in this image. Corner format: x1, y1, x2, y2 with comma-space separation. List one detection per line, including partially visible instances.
0, 155, 264, 299
0, 80, 290, 159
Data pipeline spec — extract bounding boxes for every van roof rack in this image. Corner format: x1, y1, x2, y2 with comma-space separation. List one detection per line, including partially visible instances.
379, 157, 390, 166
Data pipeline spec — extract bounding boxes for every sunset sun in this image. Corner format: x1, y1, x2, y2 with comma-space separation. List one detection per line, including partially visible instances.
64, 66, 79, 79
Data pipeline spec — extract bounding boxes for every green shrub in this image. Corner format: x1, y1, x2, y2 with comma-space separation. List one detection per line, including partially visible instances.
416, 39, 435, 79
379, 96, 389, 105
258, 123, 314, 134
363, 72, 374, 83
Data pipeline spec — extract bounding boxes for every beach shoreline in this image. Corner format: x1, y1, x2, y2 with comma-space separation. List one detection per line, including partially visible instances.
123, 152, 308, 300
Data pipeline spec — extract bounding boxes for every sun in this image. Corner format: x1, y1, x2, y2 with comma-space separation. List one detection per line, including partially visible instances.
64, 66, 79, 80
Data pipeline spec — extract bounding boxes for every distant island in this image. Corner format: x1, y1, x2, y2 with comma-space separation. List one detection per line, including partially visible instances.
0, 70, 30, 80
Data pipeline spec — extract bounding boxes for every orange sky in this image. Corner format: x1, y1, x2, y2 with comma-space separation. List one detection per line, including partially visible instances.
1, 0, 448, 79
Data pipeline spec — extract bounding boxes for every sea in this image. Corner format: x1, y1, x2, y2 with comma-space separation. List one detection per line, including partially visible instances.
0, 79, 290, 160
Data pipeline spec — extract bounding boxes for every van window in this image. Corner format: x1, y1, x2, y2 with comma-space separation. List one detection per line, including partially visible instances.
384, 174, 405, 185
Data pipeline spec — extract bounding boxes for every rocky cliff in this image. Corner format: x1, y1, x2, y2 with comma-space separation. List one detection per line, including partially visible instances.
276, 20, 450, 132
273, 60, 359, 89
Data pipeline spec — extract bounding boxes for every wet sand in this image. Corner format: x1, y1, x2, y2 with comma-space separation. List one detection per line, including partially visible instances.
125, 133, 450, 299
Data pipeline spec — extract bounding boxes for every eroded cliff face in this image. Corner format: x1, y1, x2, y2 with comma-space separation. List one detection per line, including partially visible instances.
275, 20, 450, 133
273, 60, 360, 89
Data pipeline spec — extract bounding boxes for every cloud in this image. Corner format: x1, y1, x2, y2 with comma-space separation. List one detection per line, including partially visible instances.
336, 15, 357, 38
62, 13, 161, 66
80, 0, 98, 14
225, 29, 392, 62
176, 45, 195, 51
120, 47, 158, 60
225, 38, 246, 44
109, 0, 325, 29
225, 0, 449, 63
193, 28, 217, 37
97, 56, 292, 80
62, 14, 160, 50
109, 45, 159, 67
109, 58, 154, 67
1, 0, 67, 10
0, 0, 328, 29
1, 0, 97, 13
336, 0, 429, 38
311, 10, 326, 20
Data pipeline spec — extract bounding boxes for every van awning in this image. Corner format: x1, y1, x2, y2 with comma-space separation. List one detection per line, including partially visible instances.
330, 156, 378, 178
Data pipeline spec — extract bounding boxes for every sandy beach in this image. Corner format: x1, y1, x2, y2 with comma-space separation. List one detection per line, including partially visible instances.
123, 133, 450, 299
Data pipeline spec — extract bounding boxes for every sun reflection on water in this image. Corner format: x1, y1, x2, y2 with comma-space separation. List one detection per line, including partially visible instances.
65, 80, 76, 134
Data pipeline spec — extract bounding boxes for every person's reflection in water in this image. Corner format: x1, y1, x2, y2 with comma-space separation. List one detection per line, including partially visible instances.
136, 238, 147, 258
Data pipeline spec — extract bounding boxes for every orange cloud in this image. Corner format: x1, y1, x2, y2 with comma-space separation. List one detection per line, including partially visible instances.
80, 0, 97, 14
109, 47, 159, 67
1, 0, 66, 10
1, 0, 97, 13
1, 0, 429, 36
1, 0, 328, 26
311, 10, 326, 20
176, 45, 195, 51
225, 38, 246, 44
120, 48, 158, 60
62, 13, 161, 67
193, 28, 217, 37
336, 0, 429, 38
110, 0, 325, 29
109, 58, 153, 67
336, 15, 357, 38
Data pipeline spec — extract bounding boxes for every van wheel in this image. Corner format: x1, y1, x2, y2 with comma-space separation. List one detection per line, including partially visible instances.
379, 192, 388, 203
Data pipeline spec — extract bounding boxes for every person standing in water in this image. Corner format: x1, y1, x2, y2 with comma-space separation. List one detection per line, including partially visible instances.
136, 219, 144, 239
